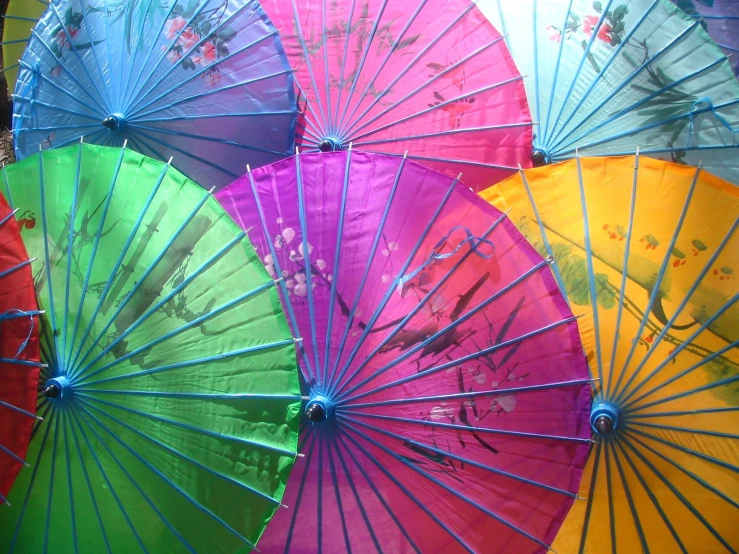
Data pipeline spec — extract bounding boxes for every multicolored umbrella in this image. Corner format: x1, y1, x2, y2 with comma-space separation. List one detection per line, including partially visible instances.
672, 0, 739, 77
12, 0, 297, 190
0, 143, 300, 552
1, 0, 49, 93
0, 193, 41, 506
216, 150, 592, 553
478, 0, 739, 185
482, 154, 739, 552
259, 0, 534, 192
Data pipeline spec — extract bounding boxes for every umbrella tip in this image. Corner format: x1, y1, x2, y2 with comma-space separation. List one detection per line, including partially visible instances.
274, 277, 284, 284
348, 142, 353, 151
122, 139, 128, 149
297, 453, 306, 458
80, 136, 84, 144
403, 150, 408, 159
246, 164, 252, 173
2, 500, 10, 507
295, 146, 300, 155
167, 156, 174, 165
281, 504, 289, 509
294, 337, 304, 343
208, 186, 216, 194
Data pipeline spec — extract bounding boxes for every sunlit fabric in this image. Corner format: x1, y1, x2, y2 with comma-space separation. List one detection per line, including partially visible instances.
478, 0, 739, 185
482, 155, 739, 553
0, 144, 300, 553
12, 0, 297, 190
217, 151, 592, 553
1, 0, 49, 92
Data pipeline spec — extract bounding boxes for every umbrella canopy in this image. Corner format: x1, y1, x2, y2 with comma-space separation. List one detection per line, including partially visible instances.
259, 0, 534, 192
481, 155, 739, 552
0, 194, 41, 506
478, 0, 739, 185
216, 150, 592, 553
12, 0, 297, 191
1, 0, 49, 93
0, 143, 301, 553
672, 0, 739, 77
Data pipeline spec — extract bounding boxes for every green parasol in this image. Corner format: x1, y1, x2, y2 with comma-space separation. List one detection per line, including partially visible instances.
0, 142, 301, 553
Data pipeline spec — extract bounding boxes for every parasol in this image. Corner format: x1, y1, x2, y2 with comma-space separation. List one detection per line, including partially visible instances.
671, 0, 739, 77
12, 0, 297, 190
1, 0, 49, 93
478, 0, 739, 185
259, 0, 534, 192
0, 143, 301, 552
0, 193, 41, 506
482, 154, 739, 552
216, 150, 592, 553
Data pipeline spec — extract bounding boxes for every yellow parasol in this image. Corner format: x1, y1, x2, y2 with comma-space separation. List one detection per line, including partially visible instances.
2, 0, 48, 93
482, 155, 738, 553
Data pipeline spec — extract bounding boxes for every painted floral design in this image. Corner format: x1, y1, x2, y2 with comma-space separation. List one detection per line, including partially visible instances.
47, 7, 103, 77
161, 1, 237, 87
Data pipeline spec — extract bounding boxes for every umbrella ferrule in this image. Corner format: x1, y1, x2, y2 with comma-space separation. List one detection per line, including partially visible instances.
531, 148, 551, 167
102, 113, 126, 131
318, 138, 344, 153
43, 376, 72, 400
305, 395, 334, 423
590, 401, 619, 435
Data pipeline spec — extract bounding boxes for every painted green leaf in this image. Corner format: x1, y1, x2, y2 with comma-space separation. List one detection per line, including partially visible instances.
593, 1, 603, 13
671, 247, 686, 260
645, 234, 659, 247
692, 239, 708, 251
615, 225, 626, 237
721, 267, 733, 275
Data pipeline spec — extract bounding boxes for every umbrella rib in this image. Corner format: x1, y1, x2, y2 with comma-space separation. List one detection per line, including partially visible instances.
67, 162, 172, 372
15, 123, 102, 134
603, 441, 617, 553
605, 155, 640, 398
619, 298, 739, 411
64, 145, 126, 372
615, 438, 689, 553
73, 389, 301, 401
75, 339, 295, 388
617, 217, 739, 402
334, 0, 391, 132
28, 29, 108, 115
328, 174, 458, 397
628, 406, 739, 419
339, 414, 580, 497
342, 213, 506, 385
331, 0, 358, 133
610, 437, 650, 553
74, 392, 295, 458
343, 378, 591, 410
342, 420, 551, 551
325, 434, 358, 554
626, 431, 739, 510
324, 157, 409, 394
78, 0, 116, 109
340, 1, 475, 138
69, 188, 215, 379
294, 152, 323, 381
547, 19, 701, 154
539, 0, 574, 143
67, 404, 113, 554
78, 397, 285, 506
334, 431, 422, 553
0, 357, 46, 368
550, 53, 728, 155
61, 144, 83, 368
124, 127, 243, 182
543, 2, 615, 143
49, 128, 108, 151
60, 410, 79, 553
611, 166, 701, 405
133, 110, 296, 124
320, 0, 332, 135
619, 431, 734, 551
627, 427, 739, 473
283, 431, 318, 553
574, 156, 606, 393
348, 77, 524, 143
317, 432, 325, 550
48, 2, 111, 112
338, 430, 473, 553
0, 399, 42, 420
127, 22, 274, 119
627, 420, 739, 441
7, 407, 55, 551
367, 151, 519, 171
0, 442, 28, 467
353, 123, 535, 147
335, 259, 552, 401
577, 441, 602, 554
37, 152, 61, 358
321, 150, 353, 385
338, 0, 428, 137
121, 0, 215, 111
0, 259, 33, 280
70, 403, 192, 552
242, 170, 316, 382
76, 401, 259, 549
74, 280, 274, 382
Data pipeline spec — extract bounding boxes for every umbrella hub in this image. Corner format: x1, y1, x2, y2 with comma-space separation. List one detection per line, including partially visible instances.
305, 395, 334, 423
531, 148, 551, 167
102, 113, 127, 131
318, 138, 344, 153
42, 376, 72, 401
590, 400, 619, 435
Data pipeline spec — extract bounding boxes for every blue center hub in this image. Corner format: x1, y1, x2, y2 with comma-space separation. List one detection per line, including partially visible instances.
590, 400, 619, 434
102, 113, 126, 131
318, 137, 344, 152
43, 376, 72, 401
305, 395, 334, 423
